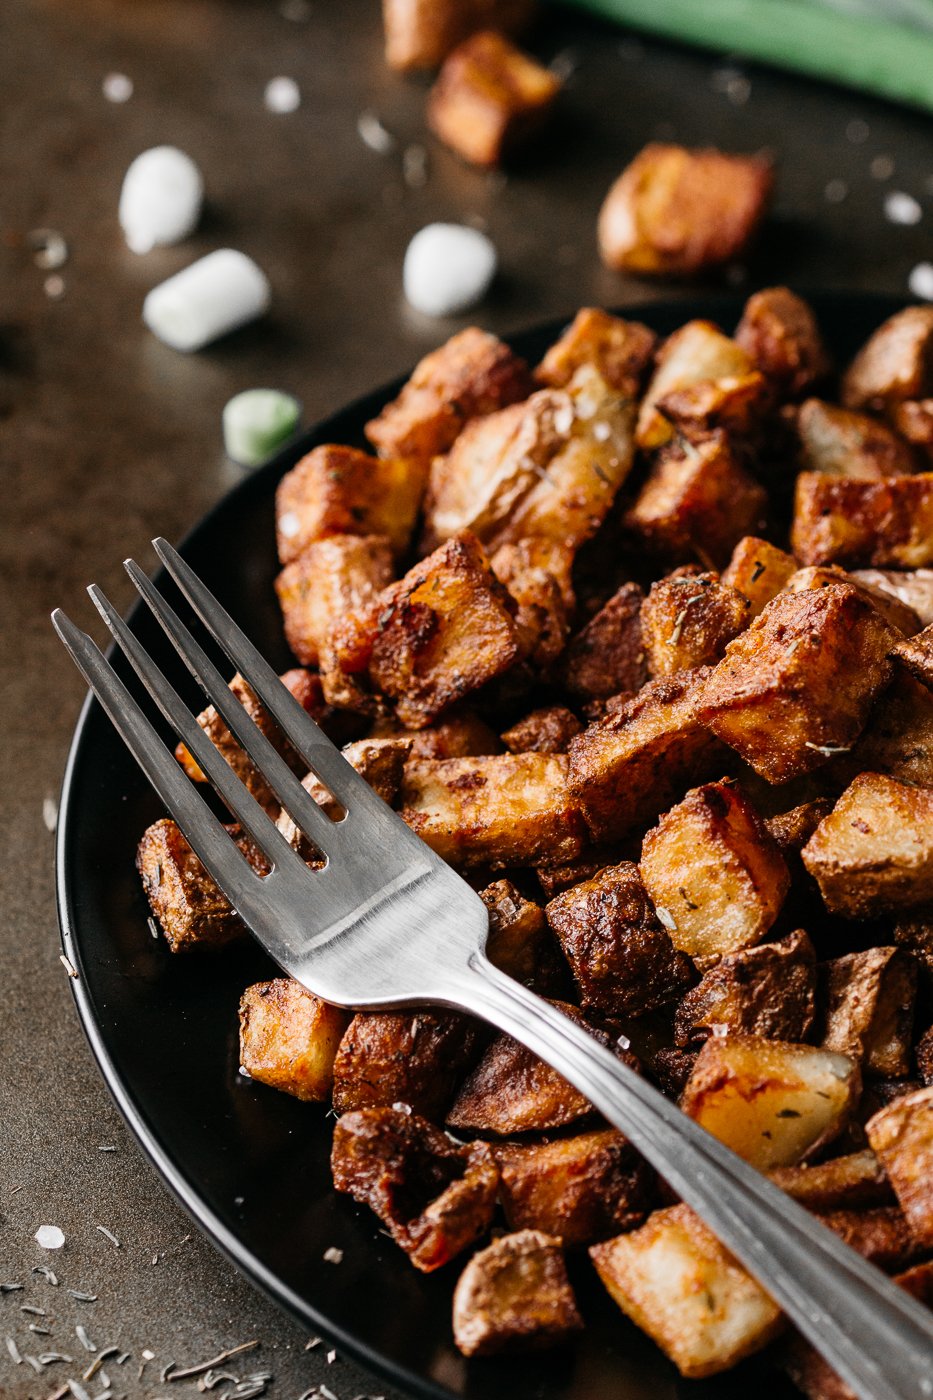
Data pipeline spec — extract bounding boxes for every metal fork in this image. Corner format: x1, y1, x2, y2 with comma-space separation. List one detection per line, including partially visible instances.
54, 537, 933, 1400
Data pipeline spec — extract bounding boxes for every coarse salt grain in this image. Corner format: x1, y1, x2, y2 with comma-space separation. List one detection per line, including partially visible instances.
323, 1246, 343, 1264
102, 72, 133, 103
264, 76, 301, 113
35, 1226, 65, 1250
885, 191, 923, 226
119, 146, 204, 254
403, 223, 497, 318
909, 263, 933, 301
357, 111, 396, 155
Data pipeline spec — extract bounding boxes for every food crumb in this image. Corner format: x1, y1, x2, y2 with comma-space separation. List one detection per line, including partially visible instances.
102, 72, 133, 103
884, 191, 922, 226
909, 262, 933, 300
323, 1246, 344, 1265
42, 796, 58, 832
264, 76, 301, 113
357, 111, 396, 155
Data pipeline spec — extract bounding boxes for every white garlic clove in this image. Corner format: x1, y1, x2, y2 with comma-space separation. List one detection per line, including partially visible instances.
143, 249, 271, 353
403, 223, 497, 318
119, 145, 204, 254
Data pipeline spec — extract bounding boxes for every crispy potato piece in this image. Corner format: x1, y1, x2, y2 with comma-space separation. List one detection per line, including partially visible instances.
797, 398, 916, 481
275, 444, 424, 565
916, 1024, 933, 1085
892, 622, 933, 691
801, 773, 933, 917
894, 913, 933, 996
238, 980, 349, 1102
537, 308, 657, 397
590, 1204, 783, 1379
769, 1149, 892, 1211
480, 878, 556, 987
673, 929, 816, 1046
368, 709, 501, 759
535, 843, 627, 900
842, 305, 933, 415
428, 31, 560, 169
332, 1107, 498, 1272
452, 1229, 582, 1357
382, 0, 534, 71
792, 471, 933, 569
276, 735, 411, 859
501, 706, 582, 755
681, 1035, 859, 1169
495, 1130, 654, 1245
491, 538, 574, 669
137, 818, 262, 952
735, 287, 832, 399
821, 948, 917, 1078
401, 751, 585, 868
721, 535, 798, 617
651, 1046, 699, 1099
696, 582, 898, 783
866, 1085, 933, 1247
640, 781, 790, 964
331, 1009, 481, 1117
852, 568, 933, 628
568, 668, 722, 843
365, 327, 532, 467
561, 581, 647, 702
893, 397, 933, 465
598, 145, 773, 280
545, 861, 695, 1017
447, 1001, 635, 1134
624, 433, 767, 568
641, 571, 751, 678
275, 534, 394, 667
828, 674, 933, 789
765, 799, 834, 861
652, 372, 767, 444
814, 1207, 924, 1271
635, 321, 754, 450
783, 565, 922, 635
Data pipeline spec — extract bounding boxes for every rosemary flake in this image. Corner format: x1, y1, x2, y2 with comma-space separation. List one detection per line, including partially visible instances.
162, 1339, 259, 1381
32, 1266, 59, 1285
75, 1325, 96, 1354
323, 1246, 343, 1264
0, 1283, 23, 1292
67, 1291, 98, 1302
95, 1226, 120, 1248
654, 905, 678, 932
803, 741, 851, 756
7, 1336, 22, 1363
21, 1305, 46, 1316
59, 954, 79, 979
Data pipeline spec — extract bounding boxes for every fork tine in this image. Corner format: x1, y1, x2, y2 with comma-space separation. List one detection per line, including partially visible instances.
120, 560, 341, 859
85, 586, 302, 874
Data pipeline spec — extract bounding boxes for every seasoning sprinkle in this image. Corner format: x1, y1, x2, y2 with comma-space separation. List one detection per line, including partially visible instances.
304, 1337, 322, 1350
38, 1352, 72, 1364
803, 741, 851, 756
7, 1336, 22, 1364
66, 1379, 92, 1400
30, 1325, 51, 1335
0, 1283, 24, 1292
60, 955, 78, 980
326, 1348, 337, 1364
95, 1226, 120, 1248
147, 916, 161, 941
42, 796, 59, 831
356, 111, 396, 155
23, 1353, 43, 1372
33, 1266, 59, 1285
75, 1325, 96, 1354
323, 1246, 343, 1264
97, 1146, 117, 1153
667, 608, 689, 647
67, 1291, 97, 1302
654, 905, 678, 932
198, 1369, 240, 1391
21, 1306, 46, 1316
162, 1339, 259, 1381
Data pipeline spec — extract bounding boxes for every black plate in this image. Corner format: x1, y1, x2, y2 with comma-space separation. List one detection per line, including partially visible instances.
56, 293, 905, 1400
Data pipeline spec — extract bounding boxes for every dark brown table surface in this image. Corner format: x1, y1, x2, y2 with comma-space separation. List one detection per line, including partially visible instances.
2, 1, 931, 1396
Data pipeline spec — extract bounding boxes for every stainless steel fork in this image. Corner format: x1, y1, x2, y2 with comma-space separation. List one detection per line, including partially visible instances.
54, 537, 933, 1400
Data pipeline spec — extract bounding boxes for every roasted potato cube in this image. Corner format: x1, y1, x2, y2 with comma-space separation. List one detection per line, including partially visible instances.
501, 706, 582, 755
654, 372, 769, 446
893, 397, 933, 465
536, 308, 657, 397
769, 1148, 892, 1211
590, 1204, 783, 1379
866, 1085, 933, 1247
624, 433, 767, 568
641, 570, 751, 678
535, 843, 626, 900
696, 582, 899, 783
402, 708, 501, 759
783, 565, 922, 636
635, 320, 754, 450
651, 1046, 699, 1099
382, 0, 534, 71
560, 581, 647, 702
447, 1001, 635, 1134
893, 622, 933, 692
491, 538, 574, 669
365, 327, 532, 468
545, 861, 695, 1017
275, 534, 394, 667
842, 305, 933, 415
137, 818, 262, 952
721, 535, 798, 617
801, 773, 933, 917
276, 734, 411, 860
401, 751, 585, 868
331, 1009, 481, 1117
674, 929, 816, 1046
796, 398, 917, 481
681, 1035, 859, 1169
791, 471, 933, 569
814, 1206, 924, 1272
894, 913, 933, 997
639, 781, 790, 963
238, 980, 349, 1102
568, 668, 722, 843
427, 31, 560, 169
275, 444, 424, 565
480, 878, 556, 987
765, 799, 834, 861
495, 1130, 654, 1246
598, 145, 773, 281
452, 1229, 583, 1357
734, 287, 832, 399
852, 568, 933, 628
331, 1107, 498, 1272
833, 673, 933, 790
821, 947, 917, 1078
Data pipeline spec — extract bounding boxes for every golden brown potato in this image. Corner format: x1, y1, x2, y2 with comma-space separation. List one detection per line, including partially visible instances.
332, 1107, 499, 1272
331, 1009, 481, 1117
590, 1204, 783, 1379
560, 581, 647, 702
480, 878, 557, 987
894, 913, 933, 996
635, 320, 754, 450
452, 1229, 583, 1357
852, 568, 933, 628
796, 398, 916, 481
842, 305, 933, 415
735, 287, 832, 400
892, 623, 933, 691
624, 432, 767, 569
821, 947, 917, 1078
893, 398, 933, 465
597, 145, 773, 280
673, 929, 816, 1046
801, 773, 933, 917
491, 538, 574, 669
275, 534, 394, 668
866, 1086, 933, 1247
501, 706, 582, 755
640, 570, 751, 678
545, 861, 695, 1017
639, 781, 790, 964
568, 668, 722, 843
696, 582, 899, 783
402, 708, 501, 759
791, 471, 933, 569
653, 371, 768, 445
276, 735, 411, 858
365, 327, 532, 468
275, 444, 425, 565
765, 800, 834, 861
401, 751, 585, 869
238, 980, 349, 1102
495, 1130, 654, 1245
382, 0, 534, 71
769, 1149, 893, 1212
137, 817, 259, 952
721, 535, 798, 617
783, 565, 922, 636
680, 1035, 859, 1169
829, 673, 933, 790
813, 1206, 924, 1272
427, 31, 561, 169
536, 308, 657, 397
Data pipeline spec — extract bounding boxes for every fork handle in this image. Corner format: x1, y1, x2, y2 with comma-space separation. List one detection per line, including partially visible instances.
453, 954, 933, 1400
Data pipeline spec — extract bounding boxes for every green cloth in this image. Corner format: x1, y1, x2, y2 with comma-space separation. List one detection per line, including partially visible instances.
559, 0, 933, 112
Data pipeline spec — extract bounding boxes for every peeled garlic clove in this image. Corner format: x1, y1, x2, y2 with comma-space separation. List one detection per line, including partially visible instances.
403, 223, 497, 318
143, 249, 271, 352
223, 389, 301, 467
119, 146, 204, 254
